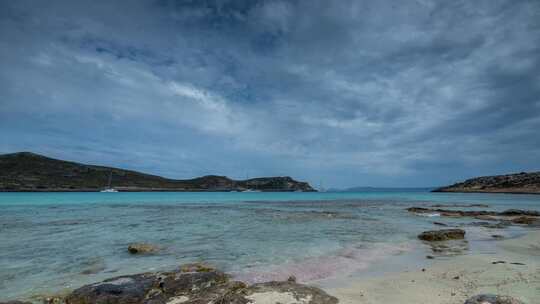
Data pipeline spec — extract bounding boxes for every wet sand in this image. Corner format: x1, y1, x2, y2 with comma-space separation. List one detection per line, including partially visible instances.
326, 231, 540, 304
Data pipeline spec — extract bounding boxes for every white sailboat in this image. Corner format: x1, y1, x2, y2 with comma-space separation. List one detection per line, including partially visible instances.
100, 171, 118, 193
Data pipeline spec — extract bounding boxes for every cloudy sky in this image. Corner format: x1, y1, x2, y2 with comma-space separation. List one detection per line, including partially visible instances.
1, 0, 539, 188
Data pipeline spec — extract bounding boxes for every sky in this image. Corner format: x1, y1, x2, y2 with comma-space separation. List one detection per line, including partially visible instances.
1, 0, 539, 188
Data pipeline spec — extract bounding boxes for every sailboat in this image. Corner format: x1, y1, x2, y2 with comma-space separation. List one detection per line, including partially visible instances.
100, 171, 118, 193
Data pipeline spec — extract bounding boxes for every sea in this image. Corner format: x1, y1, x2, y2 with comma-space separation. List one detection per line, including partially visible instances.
1, 190, 540, 301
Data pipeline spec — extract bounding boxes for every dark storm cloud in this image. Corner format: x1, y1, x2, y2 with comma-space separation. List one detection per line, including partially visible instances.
1, 0, 539, 187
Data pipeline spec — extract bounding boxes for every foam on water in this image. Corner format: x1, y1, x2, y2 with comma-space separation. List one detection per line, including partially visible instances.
1, 191, 539, 301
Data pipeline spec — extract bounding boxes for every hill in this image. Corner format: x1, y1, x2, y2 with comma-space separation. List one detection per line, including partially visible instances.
433, 171, 540, 194
0, 152, 315, 192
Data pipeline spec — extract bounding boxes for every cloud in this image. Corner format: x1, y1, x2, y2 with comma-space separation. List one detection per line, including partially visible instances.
1, 0, 539, 187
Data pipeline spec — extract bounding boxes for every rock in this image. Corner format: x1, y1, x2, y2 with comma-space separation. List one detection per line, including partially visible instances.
418, 229, 466, 241
474, 215, 499, 221
408, 207, 540, 219
430, 204, 489, 208
180, 262, 215, 273
464, 294, 524, 304
245, 281, 338, 304
467, 221, 510, 229
287, 275, 297, 282
64, 264, 338, 304
500, 209, 540, 217
408, 207, 497, 217
127, 243, 158, 254
426, 255, 435, 259
433, 221, 448, 226
492, 234, 504, 239
44, 297, 64, 304
511, 216, 538, 225
65, 266, 229, 304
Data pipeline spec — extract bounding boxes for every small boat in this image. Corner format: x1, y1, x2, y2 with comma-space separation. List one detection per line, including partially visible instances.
100, 188, 118, 193
242, 189, 261, 193
100, 171, 118, 193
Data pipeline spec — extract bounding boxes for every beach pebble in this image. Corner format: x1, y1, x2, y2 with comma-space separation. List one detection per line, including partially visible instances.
464, 294, 524, 304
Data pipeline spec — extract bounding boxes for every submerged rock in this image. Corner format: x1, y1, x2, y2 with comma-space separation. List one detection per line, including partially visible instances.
63, 263, 338, 304
180, 262, 215, 273
464, 294, 524, 304
500, 209, 540, 217
429, 239, 469, 256
408, 207, 540, 218
511, 216, 539, 225
418, 229, 466, 241
127, 243, 159, 254
467, 221, 510, 229
433, 221, 448, 226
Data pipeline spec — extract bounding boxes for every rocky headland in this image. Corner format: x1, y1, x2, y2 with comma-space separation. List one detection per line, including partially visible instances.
433, 171, 540, 194
0, 152, 315, 192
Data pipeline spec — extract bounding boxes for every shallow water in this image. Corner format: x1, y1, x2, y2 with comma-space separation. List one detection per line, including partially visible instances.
1, 191, 539, 300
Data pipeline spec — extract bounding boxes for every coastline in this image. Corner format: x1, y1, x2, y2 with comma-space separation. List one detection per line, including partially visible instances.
324, 230, 540, 304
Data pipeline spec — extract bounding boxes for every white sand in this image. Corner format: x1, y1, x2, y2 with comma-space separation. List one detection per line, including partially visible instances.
325, 231, 540, 304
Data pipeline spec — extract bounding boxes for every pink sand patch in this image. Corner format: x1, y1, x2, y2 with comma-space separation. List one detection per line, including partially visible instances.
233, 242, 414, 283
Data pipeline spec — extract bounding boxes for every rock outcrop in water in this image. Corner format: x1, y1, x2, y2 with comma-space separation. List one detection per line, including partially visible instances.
407, 207, 540, 218
0, 152, 315, 192
433, 171, 540, 194
418, 229, 466, 241
127, 243, 159, 255
408, 207, 540, 229
60, 263, 338, 304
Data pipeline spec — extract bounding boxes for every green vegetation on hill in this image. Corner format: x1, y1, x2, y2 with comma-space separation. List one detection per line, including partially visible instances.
0, 152, 315, 192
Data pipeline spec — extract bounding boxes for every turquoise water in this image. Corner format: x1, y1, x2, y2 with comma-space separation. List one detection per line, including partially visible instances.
1, 191, 540, 300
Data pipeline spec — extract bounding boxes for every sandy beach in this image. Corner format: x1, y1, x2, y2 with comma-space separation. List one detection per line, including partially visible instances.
327, 231, 540, 304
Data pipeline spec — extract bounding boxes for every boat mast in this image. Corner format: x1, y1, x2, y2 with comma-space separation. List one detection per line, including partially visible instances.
107, 171, 112, 188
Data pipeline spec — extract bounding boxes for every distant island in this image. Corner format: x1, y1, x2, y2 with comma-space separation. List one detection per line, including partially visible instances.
0, 152, 315, 192
433, 171, 540, 194
331, 186, 435, 193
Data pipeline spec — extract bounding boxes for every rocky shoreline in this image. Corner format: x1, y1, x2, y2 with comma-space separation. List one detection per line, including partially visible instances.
2, 263, 338, 304
2, 260, 529, 304
433, 171, 540, 194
